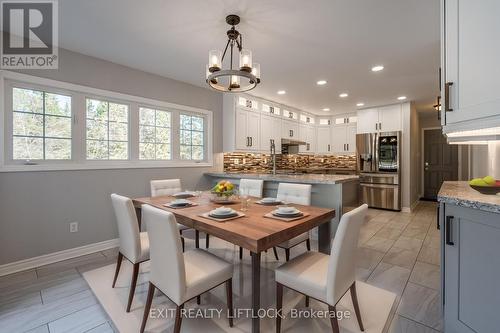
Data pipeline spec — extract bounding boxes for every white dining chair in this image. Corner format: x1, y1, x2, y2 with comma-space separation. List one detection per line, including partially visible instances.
140, 204, 234, 333
275, 204, 368, 333
275, 183, 312, 261
150, 179, 193, 251
110, 193, 150, 312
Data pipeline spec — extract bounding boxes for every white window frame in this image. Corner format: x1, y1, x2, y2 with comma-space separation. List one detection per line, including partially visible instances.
0, 70, 213, 172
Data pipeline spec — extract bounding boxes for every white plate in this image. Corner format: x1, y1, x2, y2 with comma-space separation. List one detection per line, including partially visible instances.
261, 197, 279, 203
211, 207, 235, 216
276, 206, 300, 215
172, 191, 195, 198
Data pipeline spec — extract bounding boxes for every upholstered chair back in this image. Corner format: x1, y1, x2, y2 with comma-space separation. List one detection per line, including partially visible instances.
150, 179, 182, 197
277, 183, 312, 206
143, 204, 186, 305
111, 193, 141, 262
239, 179, 264, 198
326, 204, 368, 305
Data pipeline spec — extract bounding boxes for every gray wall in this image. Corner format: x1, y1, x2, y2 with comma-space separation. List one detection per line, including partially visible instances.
0, 49, 222, 265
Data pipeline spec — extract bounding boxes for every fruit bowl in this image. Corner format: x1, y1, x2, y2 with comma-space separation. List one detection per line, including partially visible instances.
469, 176, 500, 195
470, 184, 500, 195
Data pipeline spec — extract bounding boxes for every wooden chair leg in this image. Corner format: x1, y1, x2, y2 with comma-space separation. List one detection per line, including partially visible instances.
197, 295, 201, 305
112, 252, 123, 288
174, 304, 184, 333
226, 279, 234, 327
273, 247, 279, 261
140, 282, 155, 333
276, 283, 283, 333
239, 247, 243, 260
328, 305, 340, 333
126, 262, 140, 312
205, 234, 210, 248
306, 238, 311, 251
285, 249, 290, 262
350, 282, 365, 331
181, 237, 185, 252
195, 230, 199, 248
305, 295, 309, 307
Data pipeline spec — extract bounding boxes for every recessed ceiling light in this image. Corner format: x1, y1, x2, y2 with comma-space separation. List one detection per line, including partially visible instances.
277, 90, 286, 95
316, 80, 327, 86
356, 102, 365, 107
371, 65, 384, 72
339, 93, 348, 98
397, 96, 407, 100
322, 108, 330, 111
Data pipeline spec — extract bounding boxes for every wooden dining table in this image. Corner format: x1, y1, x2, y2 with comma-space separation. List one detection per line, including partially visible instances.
133, 193, 335, 333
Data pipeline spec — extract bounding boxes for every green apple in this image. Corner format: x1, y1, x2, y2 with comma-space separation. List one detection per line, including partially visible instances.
469, 178, 488, 186
483, 176, 495, 185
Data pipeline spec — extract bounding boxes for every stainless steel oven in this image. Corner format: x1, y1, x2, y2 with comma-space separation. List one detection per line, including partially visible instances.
356, 131, 401, 211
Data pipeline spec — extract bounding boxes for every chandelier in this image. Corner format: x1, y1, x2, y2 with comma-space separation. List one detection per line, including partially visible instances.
206, 14, 261, 92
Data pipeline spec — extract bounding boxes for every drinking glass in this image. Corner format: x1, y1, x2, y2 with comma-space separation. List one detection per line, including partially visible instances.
240, 188, 250, 211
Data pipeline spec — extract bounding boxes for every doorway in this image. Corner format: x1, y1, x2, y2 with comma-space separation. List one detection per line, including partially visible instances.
423, 128, 458, 200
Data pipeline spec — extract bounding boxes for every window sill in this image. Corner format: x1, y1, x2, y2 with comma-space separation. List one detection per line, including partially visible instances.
0, 160, 213, 173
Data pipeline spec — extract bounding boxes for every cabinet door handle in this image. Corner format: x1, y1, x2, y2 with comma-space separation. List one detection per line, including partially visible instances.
445, 215, 454, 246
328, 144, 330, 152
249, 137, 252, 147
346, 143, 349, 151
445, 82, 454, 111
379, 122, 382, 130
375, 123, 378, 131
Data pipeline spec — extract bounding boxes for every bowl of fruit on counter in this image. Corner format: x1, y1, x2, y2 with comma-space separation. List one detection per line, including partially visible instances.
210, 180, 238, 204
469, 176, 500, 195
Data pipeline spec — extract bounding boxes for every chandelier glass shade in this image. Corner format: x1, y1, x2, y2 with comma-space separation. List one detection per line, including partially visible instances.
206, 15, 261, 92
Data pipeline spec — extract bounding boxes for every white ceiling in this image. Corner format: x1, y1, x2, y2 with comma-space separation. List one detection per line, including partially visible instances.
59, 0, 440, 115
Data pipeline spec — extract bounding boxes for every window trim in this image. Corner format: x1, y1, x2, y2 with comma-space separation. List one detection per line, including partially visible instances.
0, 70, 214, 172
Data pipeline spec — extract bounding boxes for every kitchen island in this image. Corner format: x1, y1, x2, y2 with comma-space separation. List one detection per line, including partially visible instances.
437, 181, 500, 333
204, 172, 360, 246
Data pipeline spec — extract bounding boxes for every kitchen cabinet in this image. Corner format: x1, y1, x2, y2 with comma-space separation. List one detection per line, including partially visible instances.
357, 105, 401, 134
282, 119, 299, 139
260, 113, 282, 153
331, 123, 356, 154
441, 0, 500, 135
299, 124, 316, 153
440, 203, 500, 333
234, 108, 260, 151
316, 127, 332, 154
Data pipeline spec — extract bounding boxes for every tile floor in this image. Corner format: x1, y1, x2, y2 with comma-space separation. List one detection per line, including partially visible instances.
0, 201, 441, 333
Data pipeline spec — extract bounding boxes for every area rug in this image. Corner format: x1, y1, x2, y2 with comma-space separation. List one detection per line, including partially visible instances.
83, 245, 396, 333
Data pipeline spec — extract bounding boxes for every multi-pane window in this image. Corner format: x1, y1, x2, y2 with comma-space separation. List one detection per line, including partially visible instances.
12, 87, 72, 160
139, 107, 172, 160
179, 114, 204, 160
86, 98, 129, 160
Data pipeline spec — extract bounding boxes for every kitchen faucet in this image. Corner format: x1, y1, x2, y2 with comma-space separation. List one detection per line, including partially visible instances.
270, 139, 276, 175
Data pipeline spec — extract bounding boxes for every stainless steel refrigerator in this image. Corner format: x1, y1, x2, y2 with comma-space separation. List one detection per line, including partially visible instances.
356, 131, 401, 211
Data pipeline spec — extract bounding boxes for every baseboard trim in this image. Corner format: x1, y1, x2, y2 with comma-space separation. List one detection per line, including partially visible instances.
0, 238, 119, 277
401, 207, 411, 213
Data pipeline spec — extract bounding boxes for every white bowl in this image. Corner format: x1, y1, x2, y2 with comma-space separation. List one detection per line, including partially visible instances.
212, 207, 234, 215
261, 197, 278, 203
171, 199, 189, 205
277, 206, 299, 214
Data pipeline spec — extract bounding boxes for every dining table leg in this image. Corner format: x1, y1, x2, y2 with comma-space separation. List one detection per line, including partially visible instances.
251, 251, 261, 333
318, 219, 332, 254
135, 207, 142, 229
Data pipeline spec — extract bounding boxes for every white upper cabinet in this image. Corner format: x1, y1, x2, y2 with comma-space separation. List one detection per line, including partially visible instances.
378, 105, 402, 132
357, 108, 379, 134
282, 119, 299, 139
441, 0, 500, 135
316, 127, 332, 154
234, 107, 260, 151
346, 124, 357, 153
260, 113, 282, 152
357, 105, 402, 134
331, 123, 357, 154
299, 124, 316, 153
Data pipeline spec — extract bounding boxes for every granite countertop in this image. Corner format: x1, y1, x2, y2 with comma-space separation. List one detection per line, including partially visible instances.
438, 181, 500, 214
204, 172, 359, 185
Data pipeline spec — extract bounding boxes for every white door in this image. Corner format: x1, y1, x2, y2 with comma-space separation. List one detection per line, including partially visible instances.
331, 125, 347, 153
378, 105, 402, 132
346, 124, 357, 153
316, 127, 331, 153
246, 111, 260, 151
235, 108, 249, 150
357, 108, 379, 134
306, 126, 316, 153
444, 0, 500, 126
261, 114, 281, 153
282, 119, 299, 139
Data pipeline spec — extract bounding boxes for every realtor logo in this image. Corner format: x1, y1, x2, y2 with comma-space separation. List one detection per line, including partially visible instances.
1, 0, 58, 69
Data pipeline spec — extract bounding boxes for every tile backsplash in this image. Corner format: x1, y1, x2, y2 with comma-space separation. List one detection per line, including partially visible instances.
223, 152, 356, 173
